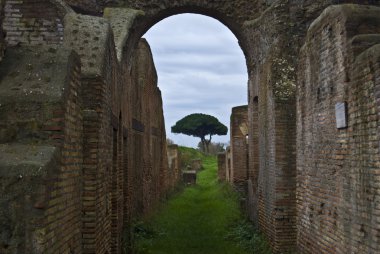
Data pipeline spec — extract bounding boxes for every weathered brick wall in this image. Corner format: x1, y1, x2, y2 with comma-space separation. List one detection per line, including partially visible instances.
0, 7, 176, 253
133, 39, 169, 215
167, 144, 180, 189
217, 152, 226, 181
3, 0, 67, 46
247, 96, 259, 222
230, 106, 248, 194
244, 2, 298, 251
64, 13, 115, 253
225, 147, 232, 182
297, 5, 380, 253
0, 46, 83, 253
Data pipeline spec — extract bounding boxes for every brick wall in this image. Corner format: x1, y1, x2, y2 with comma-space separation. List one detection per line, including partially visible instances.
225, 147, 232, 182
247, 95, 259, 222
45, 48, 83, 254
168, 144, 180, 189
217, 153, 226, 181
245, 2, 298, 251
297, 5, 380, 253
3, 0, 65, 46
230, 106, 249, 194
0, 46, 83, 253
0, 9, 177, 253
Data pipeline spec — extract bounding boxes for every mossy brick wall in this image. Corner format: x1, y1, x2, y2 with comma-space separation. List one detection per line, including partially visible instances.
3, 0, 65, 46
297, 5, 380, 253
230, 105, 248, 194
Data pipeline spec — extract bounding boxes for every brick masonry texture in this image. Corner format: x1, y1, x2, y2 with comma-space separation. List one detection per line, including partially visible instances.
0, 4, 178, 254
297, 5, 380, 253
229, 105, 249, 195
0, 45, 83, 253
3, 0, 65, 46
1, 1, 380, 253
167, 145, 181, 190
217, 153, 226, 181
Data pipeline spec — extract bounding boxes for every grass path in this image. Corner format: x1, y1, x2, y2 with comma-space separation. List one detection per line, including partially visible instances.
134, 156, 249, 254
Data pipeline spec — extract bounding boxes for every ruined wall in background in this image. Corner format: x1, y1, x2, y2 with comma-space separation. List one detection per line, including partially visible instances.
297, 5, 380, 253
225, 147, 232, 182
217, 153, 226, 181
230, 106, 248, 194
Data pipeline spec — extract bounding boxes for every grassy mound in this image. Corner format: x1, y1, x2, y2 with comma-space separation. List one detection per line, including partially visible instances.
178, 146, 206, 170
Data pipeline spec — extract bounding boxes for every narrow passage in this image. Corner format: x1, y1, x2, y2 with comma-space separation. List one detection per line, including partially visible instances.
134, 154, 250, 254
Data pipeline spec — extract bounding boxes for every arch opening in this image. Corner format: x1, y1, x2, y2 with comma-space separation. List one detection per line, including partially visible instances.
142, 13, 248, 148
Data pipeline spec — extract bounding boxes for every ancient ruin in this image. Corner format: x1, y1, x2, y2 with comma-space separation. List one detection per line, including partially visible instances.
1, 0, 380, 253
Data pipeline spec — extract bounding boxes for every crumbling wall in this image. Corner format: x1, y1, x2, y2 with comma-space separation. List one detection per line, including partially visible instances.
297, 5, 380, 253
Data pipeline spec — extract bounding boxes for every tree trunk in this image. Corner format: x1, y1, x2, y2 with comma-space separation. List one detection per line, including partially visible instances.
203, 134, 212, 155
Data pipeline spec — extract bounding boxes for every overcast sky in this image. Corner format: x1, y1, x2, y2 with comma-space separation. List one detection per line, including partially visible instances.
143, 14, 248, 148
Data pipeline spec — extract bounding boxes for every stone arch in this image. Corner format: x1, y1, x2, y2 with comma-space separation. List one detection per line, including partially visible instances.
103, 4, 254, 70
102, 4, 297, 253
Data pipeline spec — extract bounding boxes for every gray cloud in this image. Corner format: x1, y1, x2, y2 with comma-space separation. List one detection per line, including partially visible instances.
144, 14, 247, 148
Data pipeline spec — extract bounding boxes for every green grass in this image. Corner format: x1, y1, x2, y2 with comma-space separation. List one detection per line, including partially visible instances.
133, 149, 271, 254
178, 146, 206, 170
